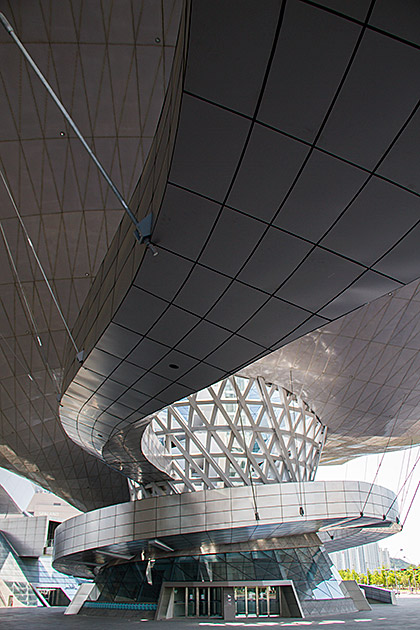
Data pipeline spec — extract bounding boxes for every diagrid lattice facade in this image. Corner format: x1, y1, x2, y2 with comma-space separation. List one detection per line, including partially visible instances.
142, 375, 327, 495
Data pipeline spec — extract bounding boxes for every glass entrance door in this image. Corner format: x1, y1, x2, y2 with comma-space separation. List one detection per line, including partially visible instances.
209, 587, 222, 617
258, 587, 268, 616
198, 587, 208, 616
247, 587, 257, 615
173, 587, 222, 618
234, 586, 281, 618
187, 587, 196, 616
173, 587, 186, 617
235, 586, 246, 615
268, 585, 280, 616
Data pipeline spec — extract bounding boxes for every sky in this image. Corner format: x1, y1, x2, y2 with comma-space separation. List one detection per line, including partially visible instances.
0, 446, 419, 565
317, 446, 420, 565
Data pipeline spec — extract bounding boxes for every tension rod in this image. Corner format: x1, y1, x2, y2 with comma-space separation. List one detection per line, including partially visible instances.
0, 12, 158, 256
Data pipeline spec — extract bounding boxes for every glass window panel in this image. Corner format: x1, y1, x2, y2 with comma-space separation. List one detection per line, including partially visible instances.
173, 587, 186, 617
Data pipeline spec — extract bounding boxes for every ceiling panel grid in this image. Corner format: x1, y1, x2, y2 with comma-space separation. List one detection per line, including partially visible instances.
0, 0, 183, 508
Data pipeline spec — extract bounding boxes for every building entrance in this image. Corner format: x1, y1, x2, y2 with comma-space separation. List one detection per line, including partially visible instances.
162, 582, 301, 620
234, 585, 281, 617
173, 586, 222, 617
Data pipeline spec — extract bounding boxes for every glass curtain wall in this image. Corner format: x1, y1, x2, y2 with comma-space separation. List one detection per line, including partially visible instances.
93, 546, 344, 610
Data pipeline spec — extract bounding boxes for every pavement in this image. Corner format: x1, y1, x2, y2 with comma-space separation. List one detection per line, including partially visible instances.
1, 595, 420, 629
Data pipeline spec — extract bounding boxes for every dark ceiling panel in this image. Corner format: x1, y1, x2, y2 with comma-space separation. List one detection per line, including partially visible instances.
369, 0, 420, 46
95, 378, 127, 403
377, 109, 420, 195
97, 323, 142, 360
117, 388, 151, 411
320, 177, 420, 267
82, 348, 121, 378
176, 320, 231, 360
238, 298, 310, 348
227, 124, 309, 223
152, 350, 198, 380
205, 335, 266, 373
206, 282, 267, 331
274, 150, 368, 242
314, 0, 371, 21
317, 30, 420, 169
110, 362, 146, 388
276, 248, 365, 312
258, 0, 361, 142
103, 402, 134, 421
133, 248, 194, 301
126, 338, 170, 371
198, 207, 267, 277
169, 94, 251, 201
113, 287, 168, 336
185, 0, 281, 116
238, 227, 313, 294
173, 265, 232, 317
155, 184, 221, 259
373, 223, 420, 284
133, 371, 172, 397
155, 383, 195, 407
147, 304, 200, 346
178, 362, 226, 392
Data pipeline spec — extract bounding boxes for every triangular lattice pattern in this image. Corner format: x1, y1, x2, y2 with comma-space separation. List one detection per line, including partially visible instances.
147, 375, 326, 494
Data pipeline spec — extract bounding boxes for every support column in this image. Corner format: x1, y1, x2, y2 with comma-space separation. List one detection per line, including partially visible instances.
223, 587, 235, 620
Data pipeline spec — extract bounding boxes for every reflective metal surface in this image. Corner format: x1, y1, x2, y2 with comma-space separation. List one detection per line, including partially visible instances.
53, 480, 400, 578
2, 0, 420, 517
242, 278, 420, 463
58, 0, 420, 496
0, 0, 183, 509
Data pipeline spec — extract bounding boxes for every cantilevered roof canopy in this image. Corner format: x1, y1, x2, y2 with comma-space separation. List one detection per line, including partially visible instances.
2, 0, 420, 508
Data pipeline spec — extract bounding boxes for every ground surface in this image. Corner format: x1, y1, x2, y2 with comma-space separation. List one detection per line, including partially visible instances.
1, 595, 420, 629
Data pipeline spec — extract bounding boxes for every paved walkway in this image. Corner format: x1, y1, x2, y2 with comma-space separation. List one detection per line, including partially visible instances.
1, 595, 420, 629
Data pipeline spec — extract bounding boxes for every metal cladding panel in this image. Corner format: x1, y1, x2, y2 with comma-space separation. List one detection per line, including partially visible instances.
242, 278, 420, 463
57, 0, 420, 490
0, 515, 48, 557
0, 0, 183, 509
52, 480, 400, 578
2, 0, 420, 510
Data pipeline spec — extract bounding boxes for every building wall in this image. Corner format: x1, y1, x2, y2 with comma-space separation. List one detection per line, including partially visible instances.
0, 516, 48, 557
26, 491, 80, 522
330, 543, 390, 573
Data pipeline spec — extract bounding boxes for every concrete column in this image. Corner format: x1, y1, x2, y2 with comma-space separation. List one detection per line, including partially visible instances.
223, 587, 235, 620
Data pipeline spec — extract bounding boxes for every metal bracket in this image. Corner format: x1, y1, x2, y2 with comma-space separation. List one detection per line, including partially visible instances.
76, 349, 85, 364
134, 213, 158, 256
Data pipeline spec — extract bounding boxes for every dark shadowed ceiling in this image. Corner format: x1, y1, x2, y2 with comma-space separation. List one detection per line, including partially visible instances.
2, 0, 420, 508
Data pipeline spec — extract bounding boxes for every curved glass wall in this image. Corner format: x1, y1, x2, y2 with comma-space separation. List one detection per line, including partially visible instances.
92, 545, 343, 609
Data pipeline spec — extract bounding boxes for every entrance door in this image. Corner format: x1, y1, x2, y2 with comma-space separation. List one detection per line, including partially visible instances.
234, 586, 281, 618
268, 585, 280, 616
187, 587, 196, 616
247, 587, 257, 616
209, 587, 222, 617
174, 587, 222, 618
198, 588, 208, 616
235, 586, 246, 615
258, 587, 268, 616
